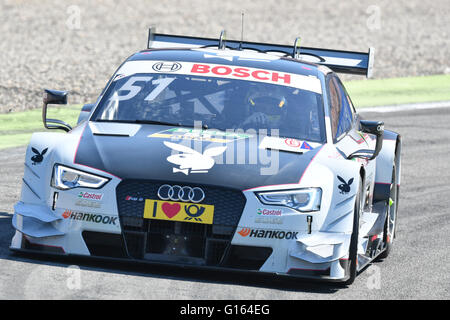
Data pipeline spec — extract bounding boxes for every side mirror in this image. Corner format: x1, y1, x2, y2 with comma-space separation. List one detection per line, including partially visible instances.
42, 89, 72, 132
361, 120, 384, 160
348, 120, 384, 160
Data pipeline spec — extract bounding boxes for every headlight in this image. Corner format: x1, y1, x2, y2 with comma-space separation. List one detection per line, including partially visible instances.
51, 164, 110, 190
256, 188, 322, 212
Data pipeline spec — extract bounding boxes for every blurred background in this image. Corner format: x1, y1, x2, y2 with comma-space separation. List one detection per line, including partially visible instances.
0, 0, 449, 113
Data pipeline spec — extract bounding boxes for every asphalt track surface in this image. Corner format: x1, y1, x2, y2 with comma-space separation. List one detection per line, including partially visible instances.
0, 106, 449, 300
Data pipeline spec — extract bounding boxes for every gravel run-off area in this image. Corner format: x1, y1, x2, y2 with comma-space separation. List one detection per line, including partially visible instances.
0, 0, 449, 113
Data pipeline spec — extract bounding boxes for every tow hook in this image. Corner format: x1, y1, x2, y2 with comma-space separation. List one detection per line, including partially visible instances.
307, 216, 313, 234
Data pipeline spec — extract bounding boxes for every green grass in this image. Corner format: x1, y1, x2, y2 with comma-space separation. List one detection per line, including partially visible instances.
344, 74, 450, 108
0, 105, 82, 149
1, 74, 450, 149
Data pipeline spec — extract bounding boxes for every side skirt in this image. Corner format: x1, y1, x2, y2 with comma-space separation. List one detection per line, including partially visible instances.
356, 200, 389, 272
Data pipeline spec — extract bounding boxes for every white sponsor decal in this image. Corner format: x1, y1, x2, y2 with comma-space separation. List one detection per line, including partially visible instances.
116, 60, 322, 94
62, 210, 118, 225
195, 48, 280, 62
164, 141, 227, 175
258, 136, 321, 153
112, 76, 174, 101
255, 217, 283, 225
257, 208, 283, 216
78, 192, 103, 201
148, 128, 251, 143
237, 227, 298, 240
75, 199, 101, 209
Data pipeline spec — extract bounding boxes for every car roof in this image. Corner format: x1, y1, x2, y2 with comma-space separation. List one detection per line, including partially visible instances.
127, 48, 324, 78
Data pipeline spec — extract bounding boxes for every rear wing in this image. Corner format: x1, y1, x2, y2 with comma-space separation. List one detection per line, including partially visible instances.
147, 29, 374, 78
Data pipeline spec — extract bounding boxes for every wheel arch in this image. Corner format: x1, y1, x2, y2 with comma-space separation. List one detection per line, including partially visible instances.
373, 130, 402, 202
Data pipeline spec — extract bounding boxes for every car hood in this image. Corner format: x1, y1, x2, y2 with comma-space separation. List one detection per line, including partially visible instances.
73, 122, 323, 190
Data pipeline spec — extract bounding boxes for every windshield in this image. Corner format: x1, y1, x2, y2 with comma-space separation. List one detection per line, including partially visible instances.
92, 72, 325, 142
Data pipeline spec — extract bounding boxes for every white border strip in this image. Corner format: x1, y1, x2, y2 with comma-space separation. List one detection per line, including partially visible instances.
117, 60, 322, 94
358, 101, 450, 113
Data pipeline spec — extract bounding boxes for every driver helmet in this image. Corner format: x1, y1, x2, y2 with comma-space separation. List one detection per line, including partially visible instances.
246, 90, 288, 123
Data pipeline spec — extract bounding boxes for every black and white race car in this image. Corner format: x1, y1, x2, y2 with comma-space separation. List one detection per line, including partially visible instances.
10, 30, 401, 284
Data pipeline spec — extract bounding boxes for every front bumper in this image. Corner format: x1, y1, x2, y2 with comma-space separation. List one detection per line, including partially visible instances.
11, 178, 353, 282
10, 233, 351, 283
10, 223, 352, 283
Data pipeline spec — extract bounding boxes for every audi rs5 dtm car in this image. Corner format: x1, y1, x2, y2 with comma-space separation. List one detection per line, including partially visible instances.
10, 30, 401, 285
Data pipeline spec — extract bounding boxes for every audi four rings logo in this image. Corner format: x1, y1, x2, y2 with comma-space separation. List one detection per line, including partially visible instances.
152, 62, 182, 73
157, 185, 205, 203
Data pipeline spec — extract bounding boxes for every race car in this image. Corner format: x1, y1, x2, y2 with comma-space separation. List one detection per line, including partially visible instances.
10, 29, 401, 285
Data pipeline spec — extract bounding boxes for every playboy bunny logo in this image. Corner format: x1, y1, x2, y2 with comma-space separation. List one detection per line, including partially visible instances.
164, 141, 227, 175
31, 147, 48, 165
337, 176, 354, 194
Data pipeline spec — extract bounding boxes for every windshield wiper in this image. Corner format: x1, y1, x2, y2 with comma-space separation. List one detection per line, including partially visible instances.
134, 120, 209, 129
133, 119, 184, 126
96, 119, 209, 129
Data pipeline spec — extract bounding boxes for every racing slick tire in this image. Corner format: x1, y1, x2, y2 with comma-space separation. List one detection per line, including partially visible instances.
344, 178, 364, 286
378, 163, 399, 260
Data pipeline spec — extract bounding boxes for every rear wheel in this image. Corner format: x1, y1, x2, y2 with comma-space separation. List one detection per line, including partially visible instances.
344, 178, 364, 285
379, 164, 399, 259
